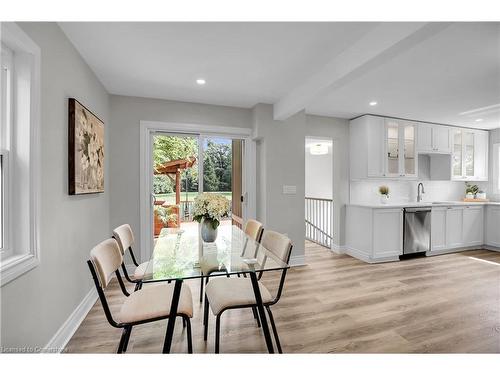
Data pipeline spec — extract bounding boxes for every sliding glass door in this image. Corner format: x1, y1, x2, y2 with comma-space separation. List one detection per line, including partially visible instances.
151, 133, 243, 242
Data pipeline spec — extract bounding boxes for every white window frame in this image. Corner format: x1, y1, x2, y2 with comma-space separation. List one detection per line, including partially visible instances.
0, 23, 41, 286
493, 142, 500, 195
1, 43, 13, 258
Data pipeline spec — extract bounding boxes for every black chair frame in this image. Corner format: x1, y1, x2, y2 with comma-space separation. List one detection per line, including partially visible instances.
87, 260, 192, 353
203, 244, 292, 354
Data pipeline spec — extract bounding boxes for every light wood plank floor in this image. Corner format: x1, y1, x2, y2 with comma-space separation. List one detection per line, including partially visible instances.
65, 242, 500, 353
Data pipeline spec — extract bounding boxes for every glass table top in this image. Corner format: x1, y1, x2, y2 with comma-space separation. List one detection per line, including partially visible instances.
142, 225, 289, 282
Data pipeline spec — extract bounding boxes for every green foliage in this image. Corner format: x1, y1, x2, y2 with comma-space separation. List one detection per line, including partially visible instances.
153, 136, 197, 166
153, 136, 232, 193
203, 139, 232, 192
153, 175, 174, 194
155, 205, 178, 225
379, 185, 389, 195
465, 182, 479, 195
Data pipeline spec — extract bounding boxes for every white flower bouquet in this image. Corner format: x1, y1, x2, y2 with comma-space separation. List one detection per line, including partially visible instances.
192, 193, 230, 229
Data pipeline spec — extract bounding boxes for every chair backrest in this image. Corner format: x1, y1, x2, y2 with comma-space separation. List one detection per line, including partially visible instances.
90, 238, 123, 289
113, 224, 135, 255
244, 219, 264, 243
261, 230, 293, 264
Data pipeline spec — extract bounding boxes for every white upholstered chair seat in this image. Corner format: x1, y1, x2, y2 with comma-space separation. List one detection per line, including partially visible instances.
119, 283, 193, 324
205, 277, 273, 316
132, 261, 149, 280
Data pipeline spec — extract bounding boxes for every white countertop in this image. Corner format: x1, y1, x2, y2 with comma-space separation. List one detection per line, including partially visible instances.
347, 201, 500, 209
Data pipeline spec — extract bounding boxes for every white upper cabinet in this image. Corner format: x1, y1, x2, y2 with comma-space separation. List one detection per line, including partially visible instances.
451, 128, 488, 181
349, 115, 487, 181
417, 123, 450, 153
384, 118, 417, 178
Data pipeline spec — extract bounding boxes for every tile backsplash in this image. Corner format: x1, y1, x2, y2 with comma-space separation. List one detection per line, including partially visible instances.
350, 180, 491, 205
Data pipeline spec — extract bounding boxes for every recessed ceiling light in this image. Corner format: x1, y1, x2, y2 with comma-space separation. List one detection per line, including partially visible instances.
475, 118, 483, 122
369, 101, 378, 106
196, 78, 206, 85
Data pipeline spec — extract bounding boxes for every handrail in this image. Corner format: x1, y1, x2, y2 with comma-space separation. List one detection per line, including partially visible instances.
305, 219, 332, 240
305, 196, 333, 202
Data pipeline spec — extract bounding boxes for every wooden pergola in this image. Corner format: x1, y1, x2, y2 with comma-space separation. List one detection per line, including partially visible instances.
154, 156, 197, 205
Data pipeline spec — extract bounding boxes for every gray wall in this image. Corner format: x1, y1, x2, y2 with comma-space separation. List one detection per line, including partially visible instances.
1, 23, 110, 348
252, 104, 307, 263
305, 115, 350, 248
108, 95, 252, 256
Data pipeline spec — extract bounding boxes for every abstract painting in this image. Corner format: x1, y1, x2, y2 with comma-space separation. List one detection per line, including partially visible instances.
68, 98, 104, 195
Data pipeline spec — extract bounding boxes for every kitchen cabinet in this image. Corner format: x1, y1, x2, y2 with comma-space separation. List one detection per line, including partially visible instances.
445, 207, 464, 248
417, 123, 450, 153
373, 209, 403, 259
346, 205, 403, 262
350, 115, 487, 181
385, 118, 417, 178
485, 205, 500, 247
431, 205, 484, 252
451, 128, 488, 181
431, 207, 447, 251
462, 206, 484, 246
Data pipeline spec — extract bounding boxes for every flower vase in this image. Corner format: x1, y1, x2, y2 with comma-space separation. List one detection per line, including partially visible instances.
380, 195, 389, 204
201, 218, 218, 243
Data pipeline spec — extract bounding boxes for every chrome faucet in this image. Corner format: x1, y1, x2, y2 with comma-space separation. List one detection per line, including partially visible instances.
417, 182, 425, 202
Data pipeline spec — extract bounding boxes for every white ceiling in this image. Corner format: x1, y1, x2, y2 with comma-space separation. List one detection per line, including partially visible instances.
59, 22, 376, 107
60, 22, 500, 129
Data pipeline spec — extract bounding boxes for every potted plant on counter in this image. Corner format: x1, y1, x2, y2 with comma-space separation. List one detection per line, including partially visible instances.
465, 183, 479, 199
379, 185, 390, 204
193, 193, 231, 242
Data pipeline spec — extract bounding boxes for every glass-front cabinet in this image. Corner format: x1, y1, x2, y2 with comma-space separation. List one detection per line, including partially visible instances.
384, 119, 417, 178
452, 129, 476, 180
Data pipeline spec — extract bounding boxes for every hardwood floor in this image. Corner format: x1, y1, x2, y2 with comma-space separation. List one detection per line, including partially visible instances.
65, 242, 500, 353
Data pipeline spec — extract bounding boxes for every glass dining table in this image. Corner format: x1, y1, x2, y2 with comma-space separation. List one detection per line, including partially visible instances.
141, 224, 290, 354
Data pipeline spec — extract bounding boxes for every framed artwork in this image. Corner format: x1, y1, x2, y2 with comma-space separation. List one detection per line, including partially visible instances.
68, 98, 104, 195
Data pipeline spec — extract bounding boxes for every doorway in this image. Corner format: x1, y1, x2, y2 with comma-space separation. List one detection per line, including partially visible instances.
140, 122, 254, 263
305, 137, 333, 250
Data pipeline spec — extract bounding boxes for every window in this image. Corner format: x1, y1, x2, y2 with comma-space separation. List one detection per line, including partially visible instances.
494, 143, 500, 194
0, 23, 41, 286
1, 43, 13, 257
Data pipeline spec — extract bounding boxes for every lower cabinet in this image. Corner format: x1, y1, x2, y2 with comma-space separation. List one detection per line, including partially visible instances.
485, 205, 500, 247
346, 206, 403, 262
431, 205, 484, 252
373, 209, 403, 259
431, 208, 446, 251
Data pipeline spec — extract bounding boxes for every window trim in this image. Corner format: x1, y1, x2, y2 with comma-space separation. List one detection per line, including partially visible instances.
0, 22, 41, 286
493, 142, 500, 195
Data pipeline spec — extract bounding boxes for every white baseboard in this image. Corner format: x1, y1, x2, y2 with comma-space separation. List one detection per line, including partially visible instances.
43, 288, 98, 353
331, 243, 345, 254
289, 254, 306, 267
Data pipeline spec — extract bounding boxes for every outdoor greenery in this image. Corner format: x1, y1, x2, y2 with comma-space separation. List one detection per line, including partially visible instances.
153, 136, 232, 195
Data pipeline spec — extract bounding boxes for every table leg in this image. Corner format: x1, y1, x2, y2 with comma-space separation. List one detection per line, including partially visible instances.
162, 279, 183, 353
249, 271, 274, 353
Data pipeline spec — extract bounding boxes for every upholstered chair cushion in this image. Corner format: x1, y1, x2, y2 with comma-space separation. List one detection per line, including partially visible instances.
133, 262, 150, 280
113, 224, 135, 255
244, 219, 263, 242
90, 238, 123, 288
119, 283, 193, 323
261, 231, 292, 263
205, 277, 273, 315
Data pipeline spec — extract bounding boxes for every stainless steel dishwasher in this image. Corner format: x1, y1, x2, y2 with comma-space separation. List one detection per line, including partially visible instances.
403, 207, 431, 254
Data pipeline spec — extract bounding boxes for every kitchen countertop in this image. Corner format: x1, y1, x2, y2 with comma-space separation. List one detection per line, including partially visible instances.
347, 201, 500, 209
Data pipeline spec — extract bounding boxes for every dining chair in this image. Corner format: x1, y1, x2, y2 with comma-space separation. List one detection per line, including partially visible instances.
204, 230, 292, 353
87, 238, 194, 353
113, 224, 149, 289
198, 219, 264, 302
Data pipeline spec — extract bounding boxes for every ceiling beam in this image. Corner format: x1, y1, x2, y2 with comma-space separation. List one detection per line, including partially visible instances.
273, 22, 453, 121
